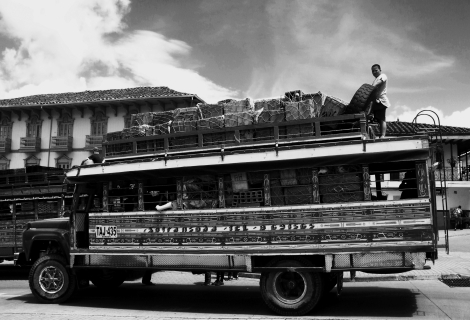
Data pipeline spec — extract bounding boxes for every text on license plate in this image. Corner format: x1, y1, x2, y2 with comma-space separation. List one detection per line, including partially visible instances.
95, 225, 117, 238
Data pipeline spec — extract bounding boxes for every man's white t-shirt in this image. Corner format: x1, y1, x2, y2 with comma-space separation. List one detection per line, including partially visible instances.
372, 73, 391, 107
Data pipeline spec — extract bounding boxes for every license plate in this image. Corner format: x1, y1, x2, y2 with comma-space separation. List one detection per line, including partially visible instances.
95, 225, 117, 238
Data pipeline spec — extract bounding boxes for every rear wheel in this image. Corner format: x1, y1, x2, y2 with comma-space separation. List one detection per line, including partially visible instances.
346, 84, 377, 114
29, 254, 76, 303
90, 269, 126, 288
260, 259, 323, 316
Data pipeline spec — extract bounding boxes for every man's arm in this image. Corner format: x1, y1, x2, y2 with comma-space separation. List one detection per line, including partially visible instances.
373, 74, 387, 88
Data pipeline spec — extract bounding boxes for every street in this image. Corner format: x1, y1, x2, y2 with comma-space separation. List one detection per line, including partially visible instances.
0, 233, 469, 320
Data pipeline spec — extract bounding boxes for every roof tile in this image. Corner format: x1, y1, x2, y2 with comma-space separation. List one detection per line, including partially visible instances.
0, 87, 199, 107
378, 121, 470, 136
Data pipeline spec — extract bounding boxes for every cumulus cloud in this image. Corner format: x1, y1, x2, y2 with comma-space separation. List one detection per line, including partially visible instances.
245, 0, 455, 100
0, 0, 237, 102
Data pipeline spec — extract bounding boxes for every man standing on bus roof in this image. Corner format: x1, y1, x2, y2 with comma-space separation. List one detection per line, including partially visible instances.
370, 64, 391, 139
88, 147, 105, 163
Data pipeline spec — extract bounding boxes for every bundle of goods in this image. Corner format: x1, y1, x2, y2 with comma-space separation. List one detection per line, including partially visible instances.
154, 121, 171, 135
197, 116, 224, 130
173, 106, 202, 122
151, 111, 176, 125
280, 169, 298, 186
254, 98, 283, 111
318, 165, 363, 203
219, 97, 254, 114
302, 92, 325, 108
198, 104, 224, 118
121, 128, 131, 139
224, 109, 263, 127
182, 176, 218, 209
269, 171, 285, 206
321, 95, 348, 118
230, 172, 249, 192
105, 131, 122, 142
223, 174, 234, 207
284, 185, 313, 205
296, 168, 313, 185
129, 125, 154, 137
285, 99, 320, 121
171, 120, 198, 133
258, 109, 285, 123
130, 112, 154, 126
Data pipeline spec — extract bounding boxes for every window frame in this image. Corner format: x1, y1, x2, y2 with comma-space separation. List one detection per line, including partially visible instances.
56, 154, 72, 169
24, 155, 40, 167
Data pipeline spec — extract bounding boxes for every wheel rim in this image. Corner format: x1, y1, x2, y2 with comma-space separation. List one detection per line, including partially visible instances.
39, 266, 64, 294
272, 271, 307, 304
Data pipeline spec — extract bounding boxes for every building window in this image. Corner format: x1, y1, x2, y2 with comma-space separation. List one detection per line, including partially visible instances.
0, 117, 12, 138
91, 111, 108, 136
56, 154, 72, 169
58, 113, 74, 137
124, 110, 139, 128
0, 156, 10, 170
24, 155, 40, 167
27, 115, 42, 138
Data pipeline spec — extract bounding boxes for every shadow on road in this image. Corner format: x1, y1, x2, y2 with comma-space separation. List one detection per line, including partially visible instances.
0, 264, 30, 280
7, 280, 419, 317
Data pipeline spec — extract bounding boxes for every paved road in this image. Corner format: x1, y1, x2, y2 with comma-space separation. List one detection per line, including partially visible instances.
0, 233, 469, 319
1, 269, 470, 319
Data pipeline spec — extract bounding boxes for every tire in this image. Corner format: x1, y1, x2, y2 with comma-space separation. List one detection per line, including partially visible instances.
90, 269, 126, 288
260, 258, 323, 316
346, 84, 377, 114
29, 254, 76, 304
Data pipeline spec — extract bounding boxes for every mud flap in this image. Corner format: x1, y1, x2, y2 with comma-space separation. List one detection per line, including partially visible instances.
336, 272, 344, 296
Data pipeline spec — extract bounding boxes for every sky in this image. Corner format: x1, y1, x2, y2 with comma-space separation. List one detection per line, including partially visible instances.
0, 0, 469, 127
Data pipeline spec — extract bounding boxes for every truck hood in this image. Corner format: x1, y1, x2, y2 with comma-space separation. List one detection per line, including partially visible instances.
27, 217, 70, 230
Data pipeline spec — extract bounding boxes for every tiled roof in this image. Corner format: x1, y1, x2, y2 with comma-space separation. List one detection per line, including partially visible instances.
0, 87, 202, 107
382, 121, 470, 136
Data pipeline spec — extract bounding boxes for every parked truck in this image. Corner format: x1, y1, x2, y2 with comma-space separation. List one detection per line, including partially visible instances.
0, 166, 72, 263
16, 85, 439, 316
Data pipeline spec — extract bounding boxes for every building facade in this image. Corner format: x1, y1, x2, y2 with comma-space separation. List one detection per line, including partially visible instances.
0, 87, 204, 169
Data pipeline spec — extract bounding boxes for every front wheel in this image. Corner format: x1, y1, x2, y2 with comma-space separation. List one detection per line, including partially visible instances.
29, 254, 76, 303
260, 259, 323, 316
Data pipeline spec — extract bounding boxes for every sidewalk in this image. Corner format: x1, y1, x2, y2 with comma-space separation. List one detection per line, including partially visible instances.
241, 229, 470, 282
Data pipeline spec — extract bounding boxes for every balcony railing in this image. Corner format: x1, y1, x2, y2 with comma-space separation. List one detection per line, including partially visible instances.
85, 135, 103, 150
51, 136, 73, 152
434, 167, 470, 182
19, 137, 41, 152
0, 137, 11, 153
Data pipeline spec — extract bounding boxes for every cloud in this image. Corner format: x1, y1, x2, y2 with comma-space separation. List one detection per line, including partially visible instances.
389, 104, 470, 128
0, 0, 237, 103
245, 0, 455, 101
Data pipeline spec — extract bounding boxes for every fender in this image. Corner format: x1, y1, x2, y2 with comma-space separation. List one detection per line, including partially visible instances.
23, 228, 71, 263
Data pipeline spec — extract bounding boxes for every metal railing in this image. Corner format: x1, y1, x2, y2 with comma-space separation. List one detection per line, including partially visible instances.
19, 137, 41, 152
51, 136, 73, 151
85, 135, 103, 149
0, 137, 11, 153
434, 166, 469, 181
